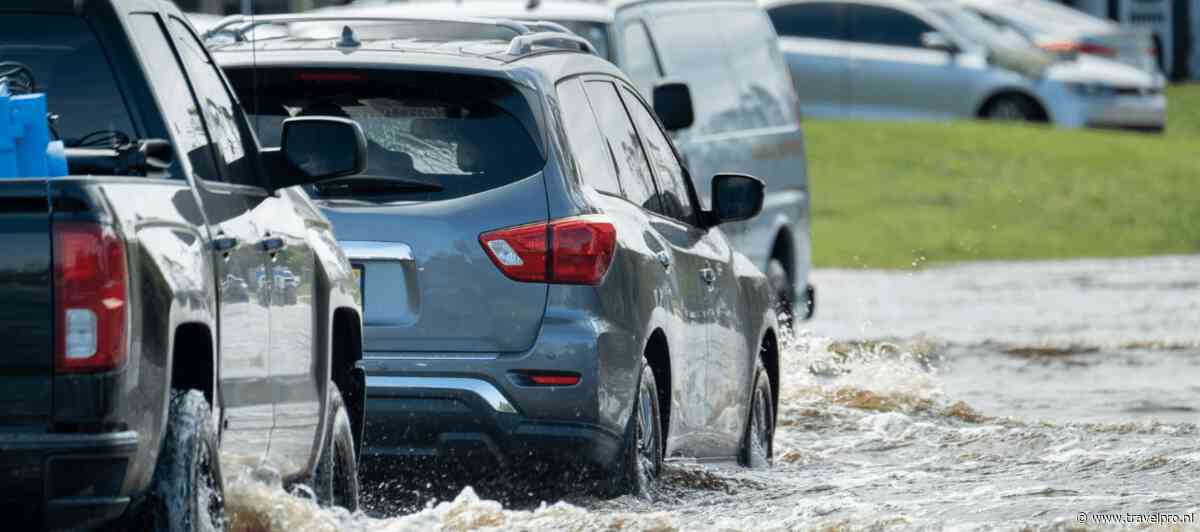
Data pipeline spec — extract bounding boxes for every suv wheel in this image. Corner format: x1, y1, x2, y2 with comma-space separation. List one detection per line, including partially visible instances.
314, 382, 360, 512
606, 357, 663, 497
147, 390, 226, 532
739, 362, 774, 468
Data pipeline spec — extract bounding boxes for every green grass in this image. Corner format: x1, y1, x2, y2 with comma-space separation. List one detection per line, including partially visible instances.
806, 84, 1200, 269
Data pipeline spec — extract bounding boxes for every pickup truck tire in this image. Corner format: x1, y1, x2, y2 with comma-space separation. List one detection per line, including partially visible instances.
604, 358, 662, 497
148, 390, 226, 532
313, 382, 359, 511
767, 258, 794, 329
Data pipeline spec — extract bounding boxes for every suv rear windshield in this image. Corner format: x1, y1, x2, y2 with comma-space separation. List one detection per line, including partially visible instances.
0, 14, 135, 147
226, 68, 545, 203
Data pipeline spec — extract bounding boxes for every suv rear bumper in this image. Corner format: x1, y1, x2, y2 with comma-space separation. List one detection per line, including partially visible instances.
0, 430, 139, 530
361, 374, 622, 468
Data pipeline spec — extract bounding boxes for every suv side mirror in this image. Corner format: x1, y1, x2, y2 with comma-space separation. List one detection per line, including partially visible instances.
653, 81, 695, 132
921, 31, 960, 54
268, 116, 366, 191
707, 173, 764, 227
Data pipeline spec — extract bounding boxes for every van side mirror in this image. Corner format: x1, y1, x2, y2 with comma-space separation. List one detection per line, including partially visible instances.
267, 116, 366, 191
653, 81, 695, 132
706, 173, 764, 227
921, 31, 960, 54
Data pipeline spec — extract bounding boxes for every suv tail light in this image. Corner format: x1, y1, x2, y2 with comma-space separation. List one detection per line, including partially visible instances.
53, 222, 128, 373
480, 216, 616, 285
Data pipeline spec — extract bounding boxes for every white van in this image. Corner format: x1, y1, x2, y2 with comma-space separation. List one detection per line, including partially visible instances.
338, 0, 815, 320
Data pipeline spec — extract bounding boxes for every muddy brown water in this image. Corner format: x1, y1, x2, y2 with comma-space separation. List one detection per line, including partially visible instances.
223, 256, 1200, 531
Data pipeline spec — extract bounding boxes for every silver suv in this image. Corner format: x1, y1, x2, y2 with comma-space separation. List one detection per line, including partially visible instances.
210, 15, 781, 494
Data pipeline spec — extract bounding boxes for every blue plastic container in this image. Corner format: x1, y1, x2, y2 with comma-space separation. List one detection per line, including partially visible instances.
0, 80, 68, 178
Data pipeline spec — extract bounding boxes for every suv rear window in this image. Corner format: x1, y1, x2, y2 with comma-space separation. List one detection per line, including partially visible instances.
227, 68, 545, 203
0, 14, 135, 147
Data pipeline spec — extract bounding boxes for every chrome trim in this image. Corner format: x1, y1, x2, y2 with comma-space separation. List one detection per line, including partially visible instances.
366, 376, 519, 414
342, 240, 414, 262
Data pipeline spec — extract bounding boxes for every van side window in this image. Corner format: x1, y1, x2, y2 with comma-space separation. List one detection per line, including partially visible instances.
717, 7, 795, 129
847, 4, 934, 48
620, 87, 696, 225
621, 21, 662, 97
768, 3, 846, 40
583, 81, 662, 213
167, 17, 257, 187
649, 11, 740, 135
555, 78, 623, 195
127, 14, 221, 181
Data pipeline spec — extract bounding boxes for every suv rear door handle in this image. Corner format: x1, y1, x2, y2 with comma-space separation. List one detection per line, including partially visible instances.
655, 251, 671, 269
258, 237, 285, 253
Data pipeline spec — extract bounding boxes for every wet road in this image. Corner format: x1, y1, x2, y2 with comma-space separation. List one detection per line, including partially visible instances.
225, 256, 1200, 531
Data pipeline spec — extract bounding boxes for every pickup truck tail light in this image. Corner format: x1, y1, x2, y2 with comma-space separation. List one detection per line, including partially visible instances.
53, 222, 128, 373
1041, 41, 1117, 58
480, 216, 616, 285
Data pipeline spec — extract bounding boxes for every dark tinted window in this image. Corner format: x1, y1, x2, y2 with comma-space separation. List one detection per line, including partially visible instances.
0, 14, 135, 149
556, 79, 622, 195
169, 18, 256, 186
228, 68, 545, 203
848, 4, 934, 48
621, 87, 695, 224
768, 3, 845, 40
128, 14, 221, 181
583, 81, 660, 212
622, 21, 662, 96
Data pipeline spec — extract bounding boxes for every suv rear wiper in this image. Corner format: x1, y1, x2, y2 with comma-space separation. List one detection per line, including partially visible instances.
313, 175, 444, 196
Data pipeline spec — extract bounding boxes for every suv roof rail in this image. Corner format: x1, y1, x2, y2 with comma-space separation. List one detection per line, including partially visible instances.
202, 14, 595, 56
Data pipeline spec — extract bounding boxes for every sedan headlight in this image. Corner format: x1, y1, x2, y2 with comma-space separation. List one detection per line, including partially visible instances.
1066, 82, 1121, 97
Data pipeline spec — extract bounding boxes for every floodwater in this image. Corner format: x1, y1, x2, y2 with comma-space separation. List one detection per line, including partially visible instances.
223, 255, 1200, 531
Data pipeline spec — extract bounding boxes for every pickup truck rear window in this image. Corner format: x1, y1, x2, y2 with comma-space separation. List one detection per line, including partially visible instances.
0, 15, 135, 148
227, 68, 545, 203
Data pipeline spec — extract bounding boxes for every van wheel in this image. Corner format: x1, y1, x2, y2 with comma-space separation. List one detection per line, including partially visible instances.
605, 358, 663, 497
767, 258, 794, 328
314, 383, 360, 512
147, 390, 226, 532
739, 362, 774, 468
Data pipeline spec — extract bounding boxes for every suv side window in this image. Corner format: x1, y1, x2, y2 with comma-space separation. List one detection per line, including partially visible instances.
555, 78, 622, 195
583, 81, 662, 213
768, 3, 846, 40
127, 14, 221, 181
167, 17, 257, 187
621, 21, 662, 97
848, 4, 934, 48
619, 86, 696, 225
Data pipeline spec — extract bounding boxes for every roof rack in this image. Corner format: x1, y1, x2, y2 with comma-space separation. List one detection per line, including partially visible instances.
201, 14, 595, 56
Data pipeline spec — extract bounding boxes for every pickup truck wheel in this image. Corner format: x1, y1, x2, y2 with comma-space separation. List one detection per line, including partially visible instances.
148, 390, 226, 532
604, 358, 662, 497
313, 382, 360, 512
738, 362, 774, 468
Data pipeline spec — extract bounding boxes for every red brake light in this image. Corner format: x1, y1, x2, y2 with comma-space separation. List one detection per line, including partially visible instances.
480, 216, 616, 285
53, 222, 128, 373
528, 374, 581, 386
1041, 41, 1117, 57
296, 72, 366, 82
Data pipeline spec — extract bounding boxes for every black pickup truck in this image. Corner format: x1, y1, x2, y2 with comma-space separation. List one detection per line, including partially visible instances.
0, 0, 371, 529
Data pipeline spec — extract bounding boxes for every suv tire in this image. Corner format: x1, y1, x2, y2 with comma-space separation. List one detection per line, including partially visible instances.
313, 382, 360, 511
738, 361, 774, 468
606, 357, 663, 497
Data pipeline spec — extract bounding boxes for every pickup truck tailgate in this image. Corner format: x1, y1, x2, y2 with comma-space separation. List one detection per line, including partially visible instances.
0, 180, 52, 426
